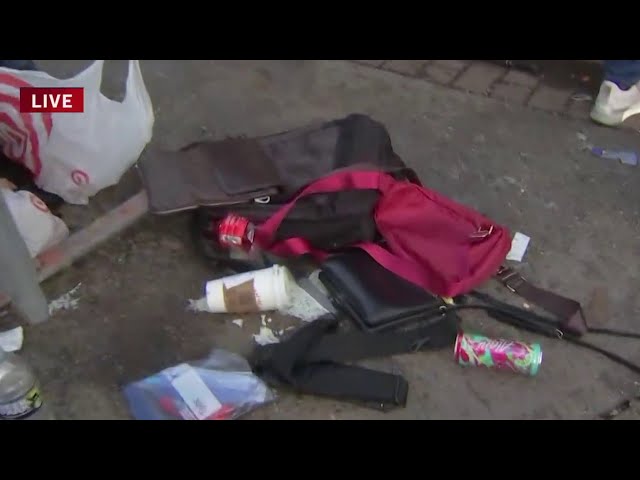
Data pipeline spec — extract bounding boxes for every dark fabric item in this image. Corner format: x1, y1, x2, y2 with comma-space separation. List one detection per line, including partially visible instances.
319, 249, 447, 332
187, 114, 416, 271
195, 189, 382, 254
249, 314, 458, 411
259, 113, 409, 198
138, 139, 280, 214
139, 114, 414, 214
201, 137, 282, 196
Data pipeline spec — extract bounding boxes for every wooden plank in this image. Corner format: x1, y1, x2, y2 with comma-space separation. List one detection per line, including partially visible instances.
0, 192, 49, 324
36, 190, 149, 282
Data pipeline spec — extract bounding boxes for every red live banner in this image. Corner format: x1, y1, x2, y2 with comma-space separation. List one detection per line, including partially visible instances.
20, 87, 84, 113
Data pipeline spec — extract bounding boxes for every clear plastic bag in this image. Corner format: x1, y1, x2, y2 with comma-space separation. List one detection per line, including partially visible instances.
1, 187, 69, 257
122, 349, 275, 420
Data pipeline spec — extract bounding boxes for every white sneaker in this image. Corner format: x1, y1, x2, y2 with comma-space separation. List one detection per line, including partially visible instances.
590, 80, 640, 126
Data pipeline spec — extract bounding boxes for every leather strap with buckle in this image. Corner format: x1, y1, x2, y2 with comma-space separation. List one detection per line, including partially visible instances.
495, 265, 588, 336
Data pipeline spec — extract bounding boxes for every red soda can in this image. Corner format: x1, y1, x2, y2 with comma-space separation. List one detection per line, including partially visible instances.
218, 214, 255, 251
454, 331, 542, 376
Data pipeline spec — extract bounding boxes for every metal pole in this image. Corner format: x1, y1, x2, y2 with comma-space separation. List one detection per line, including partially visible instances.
0, 192, 49, 324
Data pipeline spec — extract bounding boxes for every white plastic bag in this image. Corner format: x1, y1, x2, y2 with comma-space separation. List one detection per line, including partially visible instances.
0, 60, 155, 204
1, 187, 69, 257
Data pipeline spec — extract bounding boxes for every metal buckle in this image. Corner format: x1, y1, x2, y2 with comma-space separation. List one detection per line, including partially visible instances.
503, 273, 525, 293
497, 267, 526, 293
470, 225, 494, 239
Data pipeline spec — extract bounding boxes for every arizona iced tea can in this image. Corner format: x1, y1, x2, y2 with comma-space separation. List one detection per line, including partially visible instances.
454, 331, 542, 376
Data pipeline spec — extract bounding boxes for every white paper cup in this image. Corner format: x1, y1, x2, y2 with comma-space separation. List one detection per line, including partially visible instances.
205, 265, 293, 313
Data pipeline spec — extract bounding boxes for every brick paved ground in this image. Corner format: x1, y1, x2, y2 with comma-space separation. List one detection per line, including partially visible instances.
352, 60, 640, 131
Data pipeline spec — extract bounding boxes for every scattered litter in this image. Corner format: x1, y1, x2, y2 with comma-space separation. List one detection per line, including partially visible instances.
231, 319, 244, 328
122, 349, 275, 420
506, 232, 530, 262
576, 132, 588, 142
267, 317, 272, 324
48, 283, 82, 315
253, 326, 280, 346
205, 265, 292, 313
261, 314, 266, 326
278, 281, 330, 322
523, 303, 531, 310
590, 147, 638, 166
308, 270, 329, 294
0, 326, 23, 352
455, 331, 542, 376
187, 297, 210, 313
489, 175, 526, 192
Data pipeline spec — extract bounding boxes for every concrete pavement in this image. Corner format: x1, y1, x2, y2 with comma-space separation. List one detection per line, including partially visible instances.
10, 59, 640, 419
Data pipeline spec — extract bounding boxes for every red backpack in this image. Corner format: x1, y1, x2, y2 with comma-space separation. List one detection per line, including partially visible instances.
254, 169, 512, 298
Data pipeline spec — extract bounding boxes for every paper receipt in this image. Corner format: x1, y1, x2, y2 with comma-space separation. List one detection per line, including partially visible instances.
506, 232, 530, 262
170, 366, 221, 420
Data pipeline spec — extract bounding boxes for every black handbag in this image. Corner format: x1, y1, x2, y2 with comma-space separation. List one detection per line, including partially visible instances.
319, 249, 451, 334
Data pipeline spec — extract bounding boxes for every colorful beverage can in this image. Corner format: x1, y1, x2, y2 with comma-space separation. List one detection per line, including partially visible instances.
454, 331, 542, 376
218, 214, 255, 251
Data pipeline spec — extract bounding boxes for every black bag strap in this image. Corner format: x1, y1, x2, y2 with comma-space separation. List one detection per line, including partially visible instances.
495, 267, 640, 342
495, 266, 588, 335
250, 313, 458, 411
451, 292, 640, 377
469, 290, 640, 340
302, 314, 459, 363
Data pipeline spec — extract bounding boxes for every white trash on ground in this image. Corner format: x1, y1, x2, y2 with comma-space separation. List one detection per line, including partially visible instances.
277, 280, 330, 322
253, 326, 280, 346
0, 327, 23, 352
205, 265, 293, 313
192, 265, 331, 325
48, 283, 82, 315
506, 232, 531, 262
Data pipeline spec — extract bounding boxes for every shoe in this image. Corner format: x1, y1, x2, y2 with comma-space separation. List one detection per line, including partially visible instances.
590, 80, 640, 126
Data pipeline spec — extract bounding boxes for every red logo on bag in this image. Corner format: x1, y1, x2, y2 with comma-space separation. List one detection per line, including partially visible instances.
29, 193, 50, 213
20, 87, 84, 113
0, 73, 53, 176
71, 169, 89, 186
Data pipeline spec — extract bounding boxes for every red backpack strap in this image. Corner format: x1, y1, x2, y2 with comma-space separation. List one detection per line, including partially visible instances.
254, 169, 441, 293
254, 169, 389, 247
